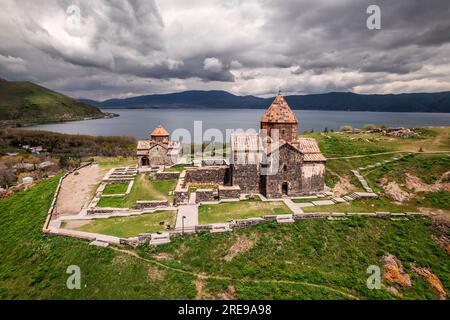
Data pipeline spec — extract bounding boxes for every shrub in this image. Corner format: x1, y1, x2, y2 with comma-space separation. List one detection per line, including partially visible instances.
340, 125, 353, 132
363, 124, 377, 131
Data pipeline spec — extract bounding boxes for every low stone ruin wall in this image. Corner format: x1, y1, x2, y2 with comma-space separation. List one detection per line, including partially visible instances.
218, 185, 241, 199
137, 233, 152, 242
153, 172, 180, 180
195, 189, 215, 203
103, 177, 134, 183
86, 207, 130, 215
184, 166, 230, 187
174, 190, 189, 205
134, 200, 169, 209
232, 217, 265, 228
195, 225, 212, 232
174, 170, 189, 205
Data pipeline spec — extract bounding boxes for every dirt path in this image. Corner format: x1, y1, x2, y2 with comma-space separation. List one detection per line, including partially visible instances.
111, 247, 359, 300
54, 164, 103, 216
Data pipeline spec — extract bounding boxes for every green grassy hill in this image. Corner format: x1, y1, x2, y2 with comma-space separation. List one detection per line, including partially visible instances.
0, 175, 447, 299
0, 79, 106, 127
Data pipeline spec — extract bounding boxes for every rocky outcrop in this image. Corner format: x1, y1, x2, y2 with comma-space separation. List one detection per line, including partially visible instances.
412, 264, 447, 300
381, 253, 412, 287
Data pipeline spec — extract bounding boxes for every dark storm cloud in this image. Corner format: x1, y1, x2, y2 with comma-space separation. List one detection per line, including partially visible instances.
0, 0, 449, 99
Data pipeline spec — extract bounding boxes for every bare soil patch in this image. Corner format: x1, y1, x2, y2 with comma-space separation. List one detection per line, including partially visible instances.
112, 255, 128, 267
151, 252, 174, 261
383, 181, 413, 203
54, 164, 102, 216
404, 173, 450, 193
333, 176, 357, 196
418, 207, 450, 224
217, 285, 237, 300
224, 234, 258, 262
192, 278, 214, 300
147, 265, 165, 280
428, 215, 450, 254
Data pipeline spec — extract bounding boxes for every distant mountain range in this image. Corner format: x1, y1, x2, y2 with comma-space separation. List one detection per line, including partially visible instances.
0, 79, 108, 127
80, 90, 450, 113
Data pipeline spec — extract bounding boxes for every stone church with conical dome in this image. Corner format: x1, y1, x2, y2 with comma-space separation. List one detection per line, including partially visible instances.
138, 92, 326, 199
136, 123, 183, 167
230, 91, 326, 197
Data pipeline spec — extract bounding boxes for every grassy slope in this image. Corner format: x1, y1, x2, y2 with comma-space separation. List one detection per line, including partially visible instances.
142, 218, 449, 300
301, 127, 450, 189
0, 176, 448, 299
0, 176, 195, 299
0, 80, 104, 125
302, 197, 417, 213
365, 154, 450, 191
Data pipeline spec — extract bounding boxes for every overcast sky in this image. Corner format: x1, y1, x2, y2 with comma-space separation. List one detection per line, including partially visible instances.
1, 0, 450, 100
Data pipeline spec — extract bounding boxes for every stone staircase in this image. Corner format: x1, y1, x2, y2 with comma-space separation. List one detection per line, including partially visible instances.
188, 192, 197, 204
276, 214, 295, 224
331, 197, 346, 203
210, 223, 232, 233
149, 233, 171, 245
89, 239, 109, 247
358, 153, 412, 171
351, 170, 374, 193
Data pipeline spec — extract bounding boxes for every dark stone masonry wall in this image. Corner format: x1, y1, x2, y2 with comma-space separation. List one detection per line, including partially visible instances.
262, 144, 303, 198
174, 190, 189, 205
134, 200, 169, 209
230, 163, 260, 193
153, 172, 180, 180
183, 166, 230, 187
195, 189, 215, 203
218, 185, 241, 199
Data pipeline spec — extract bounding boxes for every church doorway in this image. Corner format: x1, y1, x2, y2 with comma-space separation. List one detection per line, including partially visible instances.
141, 156, 149, 166
281, 182, 288, 196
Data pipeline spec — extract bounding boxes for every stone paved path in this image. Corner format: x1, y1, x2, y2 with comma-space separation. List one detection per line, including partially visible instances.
189, 192, 196, 204
175, 204, 199, 231
282, 198, 304, 214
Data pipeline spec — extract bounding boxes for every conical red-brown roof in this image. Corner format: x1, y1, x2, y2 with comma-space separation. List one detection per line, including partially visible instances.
150, 124, 169, 136
261, 92, 298, 124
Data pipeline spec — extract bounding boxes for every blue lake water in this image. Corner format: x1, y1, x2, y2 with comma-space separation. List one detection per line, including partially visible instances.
26, 108, 450, 141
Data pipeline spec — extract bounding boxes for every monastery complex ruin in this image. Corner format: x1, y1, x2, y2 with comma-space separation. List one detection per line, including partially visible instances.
137, 92, 326, 200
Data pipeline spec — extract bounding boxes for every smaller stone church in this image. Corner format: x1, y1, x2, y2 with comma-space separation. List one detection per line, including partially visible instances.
137, 124, 183, 167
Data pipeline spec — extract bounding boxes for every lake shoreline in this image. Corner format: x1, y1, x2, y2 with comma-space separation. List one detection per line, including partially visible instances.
98, 106, 450, 113
24, 108, 450, 140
